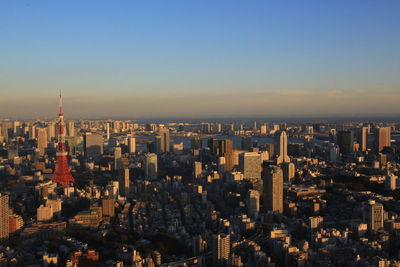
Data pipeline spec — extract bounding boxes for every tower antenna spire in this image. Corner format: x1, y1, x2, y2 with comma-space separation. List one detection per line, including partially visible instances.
59, 90, 63, 116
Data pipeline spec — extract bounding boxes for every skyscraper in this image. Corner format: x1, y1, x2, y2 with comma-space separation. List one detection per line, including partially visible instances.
359, 126, 368, 152
46, 122, 56, 141
84, 133, 103, 159
145, 153, 158, 180
67, 121, 75, 137
128, 137, 136, 154
119, 168, 130, 197
37, 128, 48, 156
337, 130, 354, 155
159, 128, 170, 153
0, 194, 9, 243
114, 147, 122, 170
274, 131, 290, 164
213, 233, 231, 267
375, 127, 391, 153
219, 139, 234, 172
263, 165, 284, 213
239, 152, 261, 180
282, 162, 295, 182
106, 122, 110, 140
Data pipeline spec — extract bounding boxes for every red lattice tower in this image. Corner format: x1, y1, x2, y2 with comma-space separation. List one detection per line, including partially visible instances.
52, 92, 75, 187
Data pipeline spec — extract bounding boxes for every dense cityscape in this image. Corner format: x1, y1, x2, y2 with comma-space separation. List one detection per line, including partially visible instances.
0, 95, 399, 266
1, 1, 400, 266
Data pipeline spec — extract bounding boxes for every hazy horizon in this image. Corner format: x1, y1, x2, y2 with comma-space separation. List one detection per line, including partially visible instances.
1, 1, 399, 119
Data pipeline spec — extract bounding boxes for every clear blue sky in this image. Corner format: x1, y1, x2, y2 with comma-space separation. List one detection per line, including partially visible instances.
0, 0, 399, 119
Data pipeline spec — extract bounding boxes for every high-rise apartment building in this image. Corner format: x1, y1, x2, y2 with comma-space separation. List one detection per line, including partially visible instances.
263, 165, 284, 213
0, 194, 9, 243
213, 233, 231, 267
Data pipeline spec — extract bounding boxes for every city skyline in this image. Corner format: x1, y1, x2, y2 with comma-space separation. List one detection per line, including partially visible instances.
1, 1, 399, 119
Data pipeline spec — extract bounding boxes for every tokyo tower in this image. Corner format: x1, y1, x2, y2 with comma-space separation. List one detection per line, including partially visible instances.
52, 92, 75, 187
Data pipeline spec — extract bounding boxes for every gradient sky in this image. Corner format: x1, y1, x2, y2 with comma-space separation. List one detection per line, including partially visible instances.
0, 0, 399, 119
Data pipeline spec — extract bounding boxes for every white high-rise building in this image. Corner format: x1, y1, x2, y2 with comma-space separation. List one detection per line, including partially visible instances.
274, 131, 290, 164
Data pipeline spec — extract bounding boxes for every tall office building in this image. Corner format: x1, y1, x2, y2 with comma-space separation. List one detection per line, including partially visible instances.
239, 152, 261, 180
375, 127, 391, 153
194, 161, 202, 178
102, 198, 116, 217
145, 153, 158, 180
0, 194, 9, 243
274, 131, 290, 164
263, 165, 284, 213
46, 122, 56, 141
213, 233, 231, 267
158, 128, 170, 153
0, 122, 11, 141
84, 133, 103, 158
114, 147, 122, 170
106, 123, 110, 140
119, 168, 130, 197
67, 121, 75, 137
247, 190, 260, 219
128, 137, 136, 153
364, 200, 384, 232
29, 125, 36, 140
282, 162, 295, 182
219, 139, 234, 172
336, 130, 354, 155
37, 128, 48, 156
358, 126, 368, 152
